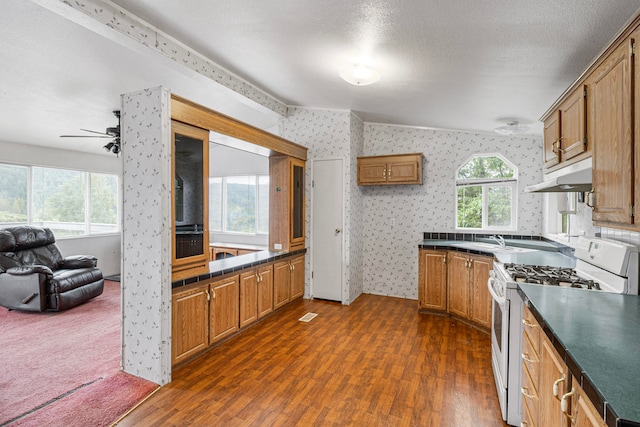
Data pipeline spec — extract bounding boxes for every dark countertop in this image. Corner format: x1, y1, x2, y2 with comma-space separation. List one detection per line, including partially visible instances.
518, 284, 640, 427
172, 248, 306, 289
419, 239, 576, 268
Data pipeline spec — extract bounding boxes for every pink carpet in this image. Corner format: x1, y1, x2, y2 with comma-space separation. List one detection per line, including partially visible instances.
0, 280, 157, 426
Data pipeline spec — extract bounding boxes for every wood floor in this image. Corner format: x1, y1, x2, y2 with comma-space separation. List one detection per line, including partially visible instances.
117, 294, 507, 426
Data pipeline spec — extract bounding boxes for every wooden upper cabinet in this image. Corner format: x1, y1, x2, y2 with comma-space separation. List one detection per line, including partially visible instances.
418, 249, 447, 312
591, 38, 634, 225
560, 87, 588, 161
269, 156, 305, 251
543, 86, 588, 172
171, 121, 210, 281
544, 110, 561, 169
357, 153, 424, 185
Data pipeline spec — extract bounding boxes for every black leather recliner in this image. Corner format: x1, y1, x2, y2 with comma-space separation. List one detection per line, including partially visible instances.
0, 226, 104, 312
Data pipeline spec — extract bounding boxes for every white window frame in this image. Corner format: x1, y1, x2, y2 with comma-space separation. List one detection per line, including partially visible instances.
0, 162, 120, 237
455, 153, 518, 231
209, 174, 269, 236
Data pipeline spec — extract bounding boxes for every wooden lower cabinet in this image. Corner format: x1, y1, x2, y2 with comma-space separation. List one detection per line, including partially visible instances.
572, 377, 607, 427
240, 264, 275, 328
290, 255, 305, 300
521, 306, 606, 427
273, 260, 291, 309
257, 264, 274, 319
209, 276, 239, 343
444, 251, 492, 329
418, 249, 448, 312
239, 270, 259, 328
172, 284, 209, 366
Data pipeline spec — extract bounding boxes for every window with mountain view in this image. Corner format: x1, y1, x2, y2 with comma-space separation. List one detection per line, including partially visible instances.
209, 175, 269, 235
456, 154, 517, 230
0, 163, 119, 236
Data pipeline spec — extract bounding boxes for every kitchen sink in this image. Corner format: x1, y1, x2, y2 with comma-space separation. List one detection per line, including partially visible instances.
452, 242, 537, 253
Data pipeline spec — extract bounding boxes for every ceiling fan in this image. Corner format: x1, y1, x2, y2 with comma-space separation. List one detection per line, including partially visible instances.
60, 110, 121, 155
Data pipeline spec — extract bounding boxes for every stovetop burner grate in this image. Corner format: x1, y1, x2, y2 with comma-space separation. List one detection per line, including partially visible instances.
503, 263, 601, 290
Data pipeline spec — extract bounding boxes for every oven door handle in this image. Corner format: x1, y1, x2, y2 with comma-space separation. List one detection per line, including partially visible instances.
487, 277, 506, 306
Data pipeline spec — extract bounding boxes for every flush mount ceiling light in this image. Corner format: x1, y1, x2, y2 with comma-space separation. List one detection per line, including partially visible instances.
494, 120, 530, 135
339, 64, 380, 86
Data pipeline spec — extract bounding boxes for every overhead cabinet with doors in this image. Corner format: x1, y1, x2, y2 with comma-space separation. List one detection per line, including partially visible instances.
542, 87, 589, 171
357, 153, 424, 185
270, 156, 306, 251
539, 12, 640, 229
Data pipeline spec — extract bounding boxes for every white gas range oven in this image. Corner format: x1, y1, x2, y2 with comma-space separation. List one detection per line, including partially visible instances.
487, 236, 640, 426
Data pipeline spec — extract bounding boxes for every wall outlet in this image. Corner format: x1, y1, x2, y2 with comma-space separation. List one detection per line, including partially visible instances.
274, 243, 282, 250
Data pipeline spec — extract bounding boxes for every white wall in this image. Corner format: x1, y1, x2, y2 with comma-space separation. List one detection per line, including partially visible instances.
0, 140, 122, 276
361, 123, 544, 299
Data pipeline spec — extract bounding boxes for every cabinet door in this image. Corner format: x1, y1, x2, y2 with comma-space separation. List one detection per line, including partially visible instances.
171, 121, 210, 280
539, 337, 570, 427
544, 110, 561, 169
210, 276, 239, 343
290, 255, 305, 300
418, 249, 447, 311
239, 270, 258, 328
559, 87, 587, 162
572, 377, 606, 427
273, 260, 291, 309
290, 159, 306, 249
357, 157, 387, 184
591, 39, 634, 225
469, 255, 492, 329
172, 285, 209, 365
387, 157, 422, 184
447, 252, 469, 318
257, 264, 274, 318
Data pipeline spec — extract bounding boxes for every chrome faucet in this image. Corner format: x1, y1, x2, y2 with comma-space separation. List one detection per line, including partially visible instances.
489, 235, 505, 247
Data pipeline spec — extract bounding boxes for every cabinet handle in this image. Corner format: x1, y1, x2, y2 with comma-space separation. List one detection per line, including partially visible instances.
211, 290, 216, 300
383, 168, 386, 178
206, 290, 210, 301
521, 387, 536, 400
291, 262, 295, 271
553, 375, 566, 399
388, 168, 392, 178
552, 140, 558, 153
442, 255, 446, 264
561, 389, 575, 420
585, 190, 595, 209
256, 273, 261, 283
522, 352, 538, 364
522, 319, 537, 328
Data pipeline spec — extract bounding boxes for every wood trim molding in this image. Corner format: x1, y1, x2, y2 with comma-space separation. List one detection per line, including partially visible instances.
171, 94, 307, 160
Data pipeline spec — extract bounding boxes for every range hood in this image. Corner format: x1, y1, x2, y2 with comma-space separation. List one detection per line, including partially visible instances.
525, 159, 592, 193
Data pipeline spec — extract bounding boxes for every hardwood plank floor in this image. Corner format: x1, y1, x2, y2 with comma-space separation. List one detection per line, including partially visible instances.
117, 294, 507, 426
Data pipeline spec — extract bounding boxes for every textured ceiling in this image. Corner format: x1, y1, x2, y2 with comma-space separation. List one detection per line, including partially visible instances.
1, 1, 640, 156
111, 0, 640, 134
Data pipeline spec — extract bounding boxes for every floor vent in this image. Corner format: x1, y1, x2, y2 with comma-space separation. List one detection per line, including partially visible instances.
298, 312, 318, 322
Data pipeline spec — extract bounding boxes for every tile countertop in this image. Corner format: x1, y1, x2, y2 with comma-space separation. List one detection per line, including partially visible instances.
419, 239, 576, 268
518, 284, 640, 427
172, 248, 306, 289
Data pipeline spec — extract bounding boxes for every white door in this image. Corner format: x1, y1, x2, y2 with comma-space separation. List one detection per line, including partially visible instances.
312, 159, 343, 301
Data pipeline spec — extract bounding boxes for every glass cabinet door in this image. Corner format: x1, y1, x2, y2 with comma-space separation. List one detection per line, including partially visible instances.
291, 159, 305, 244
172, 121, 209, 268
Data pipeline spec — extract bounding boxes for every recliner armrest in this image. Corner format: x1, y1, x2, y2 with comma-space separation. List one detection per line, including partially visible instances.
59, 255, 97, 269
7, 265, 53, 277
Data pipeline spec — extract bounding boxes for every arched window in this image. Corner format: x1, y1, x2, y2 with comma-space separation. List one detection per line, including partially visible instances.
456, 154, 517, 230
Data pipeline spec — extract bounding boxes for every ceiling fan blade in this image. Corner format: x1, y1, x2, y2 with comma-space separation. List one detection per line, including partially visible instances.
79, 128, 112, 136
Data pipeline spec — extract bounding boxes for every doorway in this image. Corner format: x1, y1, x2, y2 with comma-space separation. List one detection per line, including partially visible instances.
311, 159, 344, 302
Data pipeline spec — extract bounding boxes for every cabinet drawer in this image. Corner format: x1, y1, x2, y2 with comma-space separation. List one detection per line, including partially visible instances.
522, 331, 541, 390
522, 306, 541, 355
521, 362, 539, 419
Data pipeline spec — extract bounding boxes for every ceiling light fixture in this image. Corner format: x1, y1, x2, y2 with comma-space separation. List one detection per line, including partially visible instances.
103, 139, 121, 155
339, 64, 380, 86
494, 120, 530, 135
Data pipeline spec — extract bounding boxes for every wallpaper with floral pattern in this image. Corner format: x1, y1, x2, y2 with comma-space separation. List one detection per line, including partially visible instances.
361, 123, 543, 299
121, 87, 172, 385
